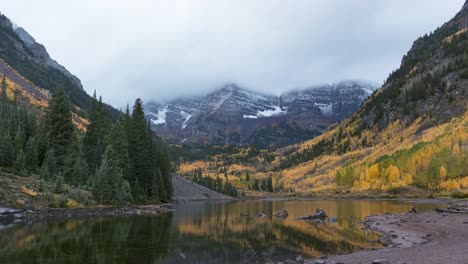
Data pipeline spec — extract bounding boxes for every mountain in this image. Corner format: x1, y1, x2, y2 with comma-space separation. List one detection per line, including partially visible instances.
178, 1, 468, 195
0, 13, 118, 120
147, 81, 377, 148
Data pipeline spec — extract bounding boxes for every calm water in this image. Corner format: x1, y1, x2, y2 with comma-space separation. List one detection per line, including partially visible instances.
0, 200, 441, 264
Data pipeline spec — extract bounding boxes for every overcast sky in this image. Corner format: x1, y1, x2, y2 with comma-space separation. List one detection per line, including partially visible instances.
1, 0, 465, 106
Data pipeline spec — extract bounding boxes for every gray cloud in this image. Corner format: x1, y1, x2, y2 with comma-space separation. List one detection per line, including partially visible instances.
1, 0, 464, 106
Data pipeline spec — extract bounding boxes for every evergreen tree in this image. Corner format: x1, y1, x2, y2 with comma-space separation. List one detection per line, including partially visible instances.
0, 132, 14, 167
128, 99, 154, 199
83, 94, 110, 175
253, 179, 260, 191
42, 149, 57, 177
14, 149, 27, 176
54, 173, 65, 194
44, 89, 74, 168
267, 177, 273, 192
39, 162, 50, 181
93, 145, 130, 204
105, 117, 130, 181
25, 137, 39, 173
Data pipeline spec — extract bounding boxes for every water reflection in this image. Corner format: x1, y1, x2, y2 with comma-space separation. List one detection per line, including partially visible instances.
0, 215, 173, 264
0, 200, 439, 264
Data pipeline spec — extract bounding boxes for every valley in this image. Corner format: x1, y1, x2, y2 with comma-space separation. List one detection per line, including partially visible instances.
0, 1, 467, 264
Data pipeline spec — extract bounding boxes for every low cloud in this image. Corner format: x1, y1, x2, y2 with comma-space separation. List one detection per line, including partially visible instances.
2, 0, 464, 106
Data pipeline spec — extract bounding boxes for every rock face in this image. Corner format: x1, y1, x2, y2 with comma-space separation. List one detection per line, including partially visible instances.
13, 27, 83, 90
0, 12, 119, 119
147, 81, 377, 148
0, 15, 83, 91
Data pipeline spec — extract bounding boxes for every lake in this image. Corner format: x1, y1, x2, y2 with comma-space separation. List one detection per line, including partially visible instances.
0, 199, 441, 264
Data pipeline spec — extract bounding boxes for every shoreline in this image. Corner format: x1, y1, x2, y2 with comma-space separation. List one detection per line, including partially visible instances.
0, 204, 174, 227
305, 200, 468, 264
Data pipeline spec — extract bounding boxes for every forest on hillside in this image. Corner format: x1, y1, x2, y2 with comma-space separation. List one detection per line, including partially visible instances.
0, 75, 173, 206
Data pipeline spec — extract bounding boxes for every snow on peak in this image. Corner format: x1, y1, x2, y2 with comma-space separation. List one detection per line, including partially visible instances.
257, 106, 287, 117
151, 105, 168, 125
243, 106, 287, 119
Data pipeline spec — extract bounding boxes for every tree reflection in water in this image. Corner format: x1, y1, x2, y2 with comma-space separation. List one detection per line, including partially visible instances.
0, 200, 439, 264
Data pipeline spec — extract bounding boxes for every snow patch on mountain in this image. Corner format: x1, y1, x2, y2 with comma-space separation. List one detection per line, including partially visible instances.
316, 103, 333, 115
181, 111, 192, 129
243, 114, 258, 119
257, 106, 287, 117
151, 105, 168, 125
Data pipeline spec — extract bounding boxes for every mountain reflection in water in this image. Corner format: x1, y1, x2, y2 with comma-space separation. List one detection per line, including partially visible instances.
0, 200, 440, 264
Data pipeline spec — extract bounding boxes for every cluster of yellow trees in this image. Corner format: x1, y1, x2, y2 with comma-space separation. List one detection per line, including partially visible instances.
337, 118, 468, 192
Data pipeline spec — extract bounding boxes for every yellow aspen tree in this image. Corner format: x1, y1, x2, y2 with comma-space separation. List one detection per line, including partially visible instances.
453, 144, 460, 154
439, 166, 447, 181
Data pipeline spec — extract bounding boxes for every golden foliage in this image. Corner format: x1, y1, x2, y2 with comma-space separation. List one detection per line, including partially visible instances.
66, 199, 79, 209
19, 186, 38, 197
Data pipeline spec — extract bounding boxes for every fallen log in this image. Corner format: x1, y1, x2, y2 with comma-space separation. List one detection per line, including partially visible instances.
297, 208, 328, 220
273, 208, 288, 218
436, 207, 468, 214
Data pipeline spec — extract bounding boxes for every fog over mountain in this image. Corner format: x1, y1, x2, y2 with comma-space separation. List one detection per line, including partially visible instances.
1, 0, 464, 106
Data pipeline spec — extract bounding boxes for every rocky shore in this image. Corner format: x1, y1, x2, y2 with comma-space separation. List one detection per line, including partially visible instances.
0, 204, 173, 229
304, 201, 468, 264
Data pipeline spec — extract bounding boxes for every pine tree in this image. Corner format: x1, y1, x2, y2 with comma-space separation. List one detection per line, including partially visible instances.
39, 162, 50, 181
128, 99, 154, 199
44, 89, 74, 169
267, 177, 273, 192
105, 117, 130, 181
0, 132, 14, 167
93, 145, 129, 204
25, 137, 39, 173
73, 149, 89, 186
42, 149, 57, 177
253, 179, 260, 191
83, 94, 111, 175
54, 173, 65, 194
14, 150, 27, 176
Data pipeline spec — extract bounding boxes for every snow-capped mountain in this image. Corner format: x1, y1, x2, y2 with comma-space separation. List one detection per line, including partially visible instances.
147, 81, 378, 148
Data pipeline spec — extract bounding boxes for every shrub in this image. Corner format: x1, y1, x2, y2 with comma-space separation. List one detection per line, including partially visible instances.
451, 191, 468, 199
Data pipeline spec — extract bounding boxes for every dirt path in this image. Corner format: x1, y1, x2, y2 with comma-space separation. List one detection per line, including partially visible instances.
306, 210, 468, 264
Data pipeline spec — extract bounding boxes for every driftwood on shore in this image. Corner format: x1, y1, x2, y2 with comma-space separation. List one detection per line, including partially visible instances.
436, 206, 468, 214
296, 208, 328, 221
